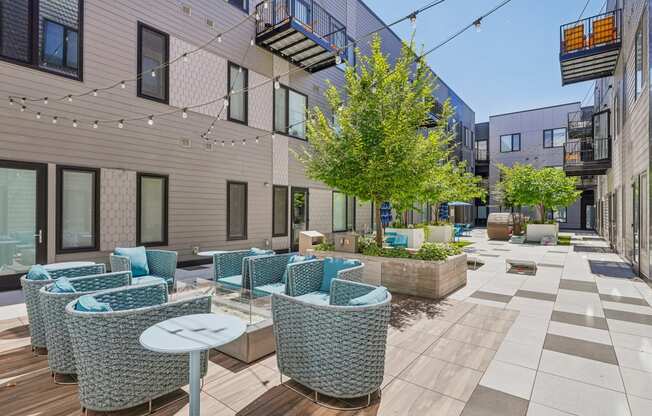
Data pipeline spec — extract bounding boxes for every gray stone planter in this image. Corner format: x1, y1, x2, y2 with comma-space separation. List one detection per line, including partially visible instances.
312, 251, 467, 299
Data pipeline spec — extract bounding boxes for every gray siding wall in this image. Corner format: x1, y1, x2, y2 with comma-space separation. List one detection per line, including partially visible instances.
0, 0, 472, 266
488, 102, 583, 229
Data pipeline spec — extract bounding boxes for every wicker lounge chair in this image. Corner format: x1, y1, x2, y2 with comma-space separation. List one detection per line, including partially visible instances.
272, 279, 391, 408
65, 282, 211, 413
20, 263, 106, 351
285, 258, 364, 305
110, 249, 177, 291
247, 253, 297, 296
39, 271, 132, 382
212, 249, 273, 289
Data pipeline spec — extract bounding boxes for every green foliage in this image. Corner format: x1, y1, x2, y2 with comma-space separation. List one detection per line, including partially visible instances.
413, 242, 462, 261
419, 160, 487, 209
497, 164, 581, 222
314, 241, 335, 251
295, 35, 457, 245
450, 240, 473, 248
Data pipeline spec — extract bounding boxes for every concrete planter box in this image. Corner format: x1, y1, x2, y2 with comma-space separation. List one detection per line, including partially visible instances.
313, 251, 467, 299
385, 227, 425, 249
426, 225, 454, 243
526, 223, 559, 243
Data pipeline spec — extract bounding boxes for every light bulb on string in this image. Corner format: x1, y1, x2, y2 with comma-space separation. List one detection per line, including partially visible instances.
242, 139, 246, 145
72, 120, 78, 128
473, 18, 482, 32
67, 95, 73, 102
52, 116, 58, 124
274, 78, 280, 89
43, 97, 48, 105
20, 105, 26, 112
183, 53, 188, 62
148, 115, 154, 126
93, 120, 99, 129
21, 97, 25, 105
221, 140, 225, 146
250, 38, 254, 46
264, 1, 268, 8
35, 112, 41, 120
335, 55, 342, 65
151, 69, 157, 77
217, 34, 222, 43
255, 12, 260, 20
121, 81, 126, 89
255, 136, 259, 144
118, 120, 124, 129
271, 133, 276, 140
9, 98, 14, 105
92, 89, 98, 97
231, 140, 235, 146
409, 13, 417, 29
182, 108, 188, 119
223, 98, 229, 107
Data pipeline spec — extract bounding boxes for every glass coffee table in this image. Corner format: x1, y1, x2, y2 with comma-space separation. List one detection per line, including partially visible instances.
172, 278, 275, 363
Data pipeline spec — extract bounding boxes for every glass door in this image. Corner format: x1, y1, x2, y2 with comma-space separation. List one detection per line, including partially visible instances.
290, 187, 309, 252
0, 160, 47, 290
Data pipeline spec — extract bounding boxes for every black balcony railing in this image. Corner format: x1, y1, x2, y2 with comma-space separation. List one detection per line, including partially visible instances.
559, 9, 621, 85
564, 137, 611, 175
475, 149, 488, 162
256, 0, 346, 54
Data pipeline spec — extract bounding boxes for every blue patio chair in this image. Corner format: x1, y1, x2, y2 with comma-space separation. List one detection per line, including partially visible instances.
39, 271, 132, 381
272, 279, 391, 408
65, 282, 211, 413
20, 263, 106, 351
110, 249, 177, 292
285, 258, 364, 305
212, 248, 274, 290
248, 253, 318, 297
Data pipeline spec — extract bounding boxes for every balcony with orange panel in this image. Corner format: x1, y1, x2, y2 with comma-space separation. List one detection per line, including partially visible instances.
559, 9, 621, 85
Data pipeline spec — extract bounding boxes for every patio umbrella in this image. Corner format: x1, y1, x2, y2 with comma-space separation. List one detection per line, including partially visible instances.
380, 202, 392, 227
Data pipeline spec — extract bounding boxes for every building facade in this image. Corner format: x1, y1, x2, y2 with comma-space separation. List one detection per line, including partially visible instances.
0, 0, 473, 289
585, 0, 650, 277
484, 103, 585, 230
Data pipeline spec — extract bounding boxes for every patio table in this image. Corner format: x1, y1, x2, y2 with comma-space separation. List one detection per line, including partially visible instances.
139, 313, 246, 416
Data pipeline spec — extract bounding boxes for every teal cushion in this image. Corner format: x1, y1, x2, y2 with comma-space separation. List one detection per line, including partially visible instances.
249, 248, 273, 256
132, 276, 167, 286
349, 287, 388, 306
50, 277, 76, 293
296, 291, 330, 306
27, 265, 51, 280
320, 258, 360, 293
217, 274, 243, 289
254, 282, 286, 296
282, 254, 316, 283
75, 295, 112, 312
115, 246, 149, 277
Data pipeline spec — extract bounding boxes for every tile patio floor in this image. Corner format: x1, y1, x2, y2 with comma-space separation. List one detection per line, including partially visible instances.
1, 229, 652, 415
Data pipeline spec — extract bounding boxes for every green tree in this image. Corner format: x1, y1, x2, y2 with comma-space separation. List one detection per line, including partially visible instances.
296, 35, 452, 245
497, 163, 581, 223
420, 160, 487, 223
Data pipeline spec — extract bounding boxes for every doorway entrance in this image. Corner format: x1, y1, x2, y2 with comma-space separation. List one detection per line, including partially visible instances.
290, 187, 309, 252
0, 160, 48, 291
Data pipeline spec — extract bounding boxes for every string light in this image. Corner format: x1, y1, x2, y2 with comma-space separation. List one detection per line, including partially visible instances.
271, 133, 276, 140
335, 55, 342, 65
231, 140, 235, 146
242, 139, 246, 145
182, 108, 188, 119
223, 98, 229, 107
20, 105, 25, 112
118, 120, 124, 128
473, 18, 482, 32
217, 34, 222, 43
221, 140, 225, 146
43, 97, 48, 105
274, 78, 280, 89
52, 116, 58, 124
67, 95, 73, 102
92, 89, 98, 97
151, 69, 157, 77
21, 98, 25, 105
255, 136, 259, 144
409, 12, 417, 28
264, 1, 268, 8
183, 53, 188, 62
35, 112, 41, 119
148, 116, 154, 125
93, 120, 99, 129
72, 120, 78, 128
121, 81, 126, 88
250, 38, 255, 46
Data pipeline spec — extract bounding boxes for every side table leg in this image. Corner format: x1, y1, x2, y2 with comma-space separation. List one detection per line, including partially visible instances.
189, 350, 201, 416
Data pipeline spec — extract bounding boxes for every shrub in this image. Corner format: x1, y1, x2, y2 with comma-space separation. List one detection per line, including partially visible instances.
413, 243, 462, 261
314, 241, 335, 251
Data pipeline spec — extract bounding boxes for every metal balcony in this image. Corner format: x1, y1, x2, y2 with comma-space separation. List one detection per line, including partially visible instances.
560, 9, 621, 85
564, 109, 611, 176
255, 0, 346, 73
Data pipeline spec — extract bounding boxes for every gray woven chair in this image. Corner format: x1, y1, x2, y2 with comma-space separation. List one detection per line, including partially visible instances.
248, 253, 296, 296
212, 249, 273, 289
285, 258, 364, 305
110, 249, 177, 291
39, 271, 132, 382
20, 263, 106, 351
272, 279, 391, 408
65, 282, 211, 413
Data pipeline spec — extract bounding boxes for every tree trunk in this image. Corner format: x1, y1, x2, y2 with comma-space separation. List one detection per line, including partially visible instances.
538, 204, 546, 223
375, 201, 383, 247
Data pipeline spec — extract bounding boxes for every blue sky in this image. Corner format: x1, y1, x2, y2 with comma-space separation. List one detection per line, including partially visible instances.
364, 0, 604, 121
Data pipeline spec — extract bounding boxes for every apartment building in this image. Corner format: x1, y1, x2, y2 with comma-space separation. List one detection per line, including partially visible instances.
560, 0, 649, 278
485, 103, 586, 230
0, 0, 473, 290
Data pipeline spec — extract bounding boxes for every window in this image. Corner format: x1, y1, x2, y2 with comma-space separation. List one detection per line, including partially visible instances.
227, 181, 247, 240
337, 37, 355, 70
543, 128, 566, 148
273, 185, 288, 237
137, 22, 169, 103
274, 85, 308, 139
228, 62, 248, 124
332, 191, 355, 232
463, 127, 471, 147
138, 173, 168, 246
547, 207, 567, 223
475, 140, 488, 161
0, 0, 82, 79
57, 166, 99, 252
227, 0, 248, 12
635, 26, 643, 99
500, 133, 520, 152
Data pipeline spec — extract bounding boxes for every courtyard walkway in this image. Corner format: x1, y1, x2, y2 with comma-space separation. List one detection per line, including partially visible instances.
0, 230, 651, 415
